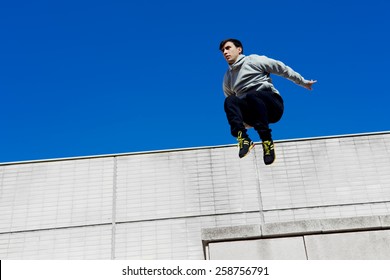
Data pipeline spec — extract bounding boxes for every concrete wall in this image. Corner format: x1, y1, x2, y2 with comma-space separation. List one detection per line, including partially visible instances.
0, 132, 390, 259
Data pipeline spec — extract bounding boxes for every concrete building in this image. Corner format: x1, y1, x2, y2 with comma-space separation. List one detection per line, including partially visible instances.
0, 131, 390, 259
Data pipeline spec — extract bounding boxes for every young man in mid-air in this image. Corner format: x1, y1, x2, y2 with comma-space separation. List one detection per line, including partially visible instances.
220, 38, 317, 165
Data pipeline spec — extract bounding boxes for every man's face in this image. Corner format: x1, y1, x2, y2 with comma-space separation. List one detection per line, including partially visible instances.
221, 41, 242, 65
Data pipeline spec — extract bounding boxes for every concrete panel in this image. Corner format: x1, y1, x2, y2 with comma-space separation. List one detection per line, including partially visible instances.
0, 225, 112, 259
305, 230, 390, 260
115, 147, 261, 223
379, 215, 390, 227
202, 224, 261, 242
262, 219, 322, 237
0, 157, 114, 233
209, 237, 307, 260
319, 216, 382, 233
258, 133, 390, 212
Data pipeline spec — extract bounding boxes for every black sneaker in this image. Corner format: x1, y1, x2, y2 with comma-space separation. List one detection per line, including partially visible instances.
262, 140, 275, 165
237, 131, 254, 158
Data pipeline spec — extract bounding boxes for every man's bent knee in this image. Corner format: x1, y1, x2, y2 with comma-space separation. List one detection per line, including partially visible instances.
224, 95, 240, 110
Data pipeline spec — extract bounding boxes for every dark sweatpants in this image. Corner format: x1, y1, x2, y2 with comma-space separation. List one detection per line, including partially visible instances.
224, 89, 284, 141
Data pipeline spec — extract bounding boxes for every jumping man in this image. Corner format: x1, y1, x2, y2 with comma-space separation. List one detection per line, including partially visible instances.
220, 38, 317, 165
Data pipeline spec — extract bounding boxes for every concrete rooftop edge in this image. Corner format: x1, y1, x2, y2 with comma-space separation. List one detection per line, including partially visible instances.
1, 130, 390, 166
201, 214, 390, 244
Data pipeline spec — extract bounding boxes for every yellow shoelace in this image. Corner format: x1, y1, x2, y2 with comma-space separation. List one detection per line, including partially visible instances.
237, 131, 247, 148
262, 140, 274, 155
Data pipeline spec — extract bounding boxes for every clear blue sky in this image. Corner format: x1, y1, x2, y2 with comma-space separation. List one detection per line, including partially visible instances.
1, 0, 389, 163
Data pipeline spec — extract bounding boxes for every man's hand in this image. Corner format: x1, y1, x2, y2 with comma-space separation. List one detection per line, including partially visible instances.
304, 80, 317, 90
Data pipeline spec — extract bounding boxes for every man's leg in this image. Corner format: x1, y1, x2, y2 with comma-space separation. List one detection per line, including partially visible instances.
224, 95, 248, 138
245, 91, 284, 141
245, 90, 284, 165
224, 95, 254, 158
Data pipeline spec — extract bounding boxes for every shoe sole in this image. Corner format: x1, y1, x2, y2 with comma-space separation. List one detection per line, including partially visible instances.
264, 156, 275, 165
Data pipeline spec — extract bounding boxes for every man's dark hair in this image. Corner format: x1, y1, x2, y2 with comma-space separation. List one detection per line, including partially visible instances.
219, 38, 244, 53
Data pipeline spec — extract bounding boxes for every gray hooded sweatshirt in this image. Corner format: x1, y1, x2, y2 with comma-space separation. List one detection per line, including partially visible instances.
223, 54, 310, 98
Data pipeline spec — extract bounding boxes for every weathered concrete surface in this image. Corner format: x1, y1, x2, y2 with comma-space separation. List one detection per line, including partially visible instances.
209, 237, 307, 260
305, 230, 390, 260
202, 224, 261, 242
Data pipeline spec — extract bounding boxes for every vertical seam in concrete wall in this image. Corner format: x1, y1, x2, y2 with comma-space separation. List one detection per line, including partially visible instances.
205, 245, 210, 260
111, 156, 117, 260
253, 150, 265, 225
302, 236, 309, 260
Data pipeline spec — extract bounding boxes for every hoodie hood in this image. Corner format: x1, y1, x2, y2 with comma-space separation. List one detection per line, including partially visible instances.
229, 54, 246, 70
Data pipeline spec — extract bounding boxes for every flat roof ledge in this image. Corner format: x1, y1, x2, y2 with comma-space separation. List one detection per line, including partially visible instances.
202, 215, 390, 244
